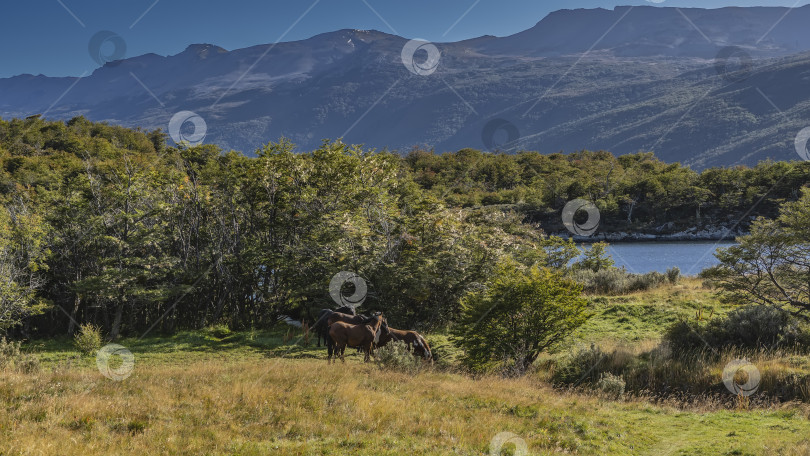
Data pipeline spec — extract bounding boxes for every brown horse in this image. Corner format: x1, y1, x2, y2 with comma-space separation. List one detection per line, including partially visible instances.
377, 328, 433, 361
327, 314, 389, 363
327, 311, 368, 327
313, 306, 357, 347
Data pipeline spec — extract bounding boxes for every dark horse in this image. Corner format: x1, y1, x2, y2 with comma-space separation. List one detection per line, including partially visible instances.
327, 314, 389, 363
313, 306, 357, 347
377, 328, 433, 361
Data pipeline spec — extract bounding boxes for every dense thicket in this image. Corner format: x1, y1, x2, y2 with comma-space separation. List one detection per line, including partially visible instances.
406, 148, 810, 233
0, 117, 808, 338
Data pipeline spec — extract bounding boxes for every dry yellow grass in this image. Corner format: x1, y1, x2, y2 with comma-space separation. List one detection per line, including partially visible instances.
1, 355, 810, 455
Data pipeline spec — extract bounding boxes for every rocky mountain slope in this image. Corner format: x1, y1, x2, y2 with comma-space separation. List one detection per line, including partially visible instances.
2, 5, 810, 168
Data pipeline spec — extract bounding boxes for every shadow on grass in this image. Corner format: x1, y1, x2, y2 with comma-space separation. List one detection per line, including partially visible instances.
24, 327, 336, 366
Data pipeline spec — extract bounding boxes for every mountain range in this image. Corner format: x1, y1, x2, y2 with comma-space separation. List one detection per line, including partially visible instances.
2, 5, 810, 168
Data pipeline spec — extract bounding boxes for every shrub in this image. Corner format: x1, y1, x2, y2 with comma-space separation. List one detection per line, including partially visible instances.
662, 320, 714, 354
596, 372, 626, 398
552, 345, 607, 386
663, 305, 806, 354
0, 337, 22, 369
571, 268, 669, 294
627, 271, 667, 292
16, 354, 40, 373
720, 305, 802, 349
205, 324, 232, 339
74, 323, 103, 355
375, 341, 424, 374
574, 242, 614, 272
0, 337, 40, 373
666, 267, 681, 284
453, 262, 588, 375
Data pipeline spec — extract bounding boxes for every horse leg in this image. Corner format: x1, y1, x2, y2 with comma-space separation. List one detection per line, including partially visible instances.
339, 344, 346, 363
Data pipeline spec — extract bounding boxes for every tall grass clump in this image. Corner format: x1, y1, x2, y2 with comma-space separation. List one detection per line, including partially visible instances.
375, 341, 426, 374
0, 338, 40, 373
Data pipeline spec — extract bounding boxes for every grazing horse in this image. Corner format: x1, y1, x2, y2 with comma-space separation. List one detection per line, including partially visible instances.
327, 314, 389, 363
377, 328, 433, 361
313, 306, 356, 347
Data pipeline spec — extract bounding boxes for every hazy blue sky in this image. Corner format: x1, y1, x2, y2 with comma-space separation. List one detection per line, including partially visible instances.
0, 0, 807, 77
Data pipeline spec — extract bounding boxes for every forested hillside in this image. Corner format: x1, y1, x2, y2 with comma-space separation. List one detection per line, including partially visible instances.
1, 117, 808, 338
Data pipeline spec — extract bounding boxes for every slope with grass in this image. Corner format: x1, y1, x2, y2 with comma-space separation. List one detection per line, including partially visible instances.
4, 281, 810, 455
3, 350, 810, 455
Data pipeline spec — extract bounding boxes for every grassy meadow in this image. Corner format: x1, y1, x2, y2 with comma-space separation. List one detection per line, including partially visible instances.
3, 278, 810, 455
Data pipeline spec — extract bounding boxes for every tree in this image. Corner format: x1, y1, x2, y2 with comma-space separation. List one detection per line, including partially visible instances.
574, 241, 614, 272
0, 198, 48, 331
703, 188, 810, 317
452, 261, 589, 375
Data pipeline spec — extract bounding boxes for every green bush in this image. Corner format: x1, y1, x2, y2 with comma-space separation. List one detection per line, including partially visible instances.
375, 341, 424, 374
663, 305, 806, 354
0, 337, 22, 369
0, 338, 40, 373
552, 345, 607, 386
453, 263, 588, 375
571, 268, 669, 294
662, 320, 712, 354
720, 305, 803, 349
596, 372, 626, 398
627, 271, 667, 292
204, 324, 232, 340
74, 323, 103, 355
666, 267, 681, 284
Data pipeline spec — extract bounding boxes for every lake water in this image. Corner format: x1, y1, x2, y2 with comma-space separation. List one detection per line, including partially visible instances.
587, 241, 737, 275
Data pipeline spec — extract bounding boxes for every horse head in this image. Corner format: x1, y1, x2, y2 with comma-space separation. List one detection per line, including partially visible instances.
365, 314, 388, 345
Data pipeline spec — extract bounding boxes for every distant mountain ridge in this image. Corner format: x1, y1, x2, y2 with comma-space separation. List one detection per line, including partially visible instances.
2, 5, 810, 168
477, 6, 810, 58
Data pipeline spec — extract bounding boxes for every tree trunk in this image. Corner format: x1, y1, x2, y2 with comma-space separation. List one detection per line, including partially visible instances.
67, 295, 81, 335
110, 301, 125, 340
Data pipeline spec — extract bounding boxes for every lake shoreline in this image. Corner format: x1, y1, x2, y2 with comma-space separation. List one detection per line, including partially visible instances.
553, 226, 746, 243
